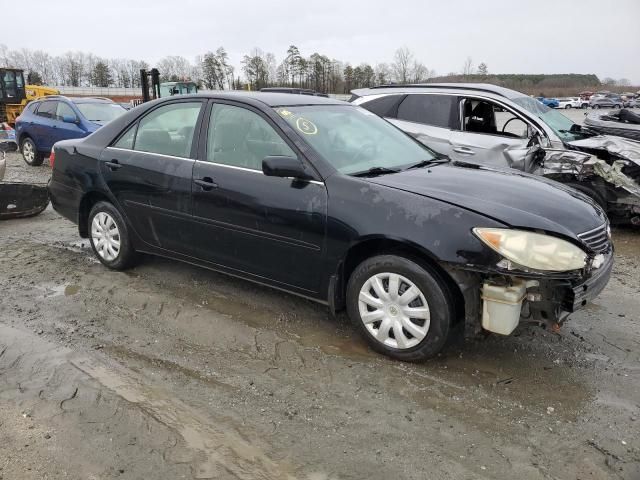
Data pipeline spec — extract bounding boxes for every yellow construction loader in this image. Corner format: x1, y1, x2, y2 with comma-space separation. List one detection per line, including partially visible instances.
0, 68, 59, 125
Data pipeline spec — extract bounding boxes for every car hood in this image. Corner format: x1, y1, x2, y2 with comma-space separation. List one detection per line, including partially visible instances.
367, 163, 607, 239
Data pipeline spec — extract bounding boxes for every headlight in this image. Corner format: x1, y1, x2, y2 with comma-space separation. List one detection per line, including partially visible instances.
473, 228, 587, 272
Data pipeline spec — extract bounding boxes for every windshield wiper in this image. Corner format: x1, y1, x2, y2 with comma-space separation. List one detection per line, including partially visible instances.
350, 166, 401, 177
405, 157, 450, 170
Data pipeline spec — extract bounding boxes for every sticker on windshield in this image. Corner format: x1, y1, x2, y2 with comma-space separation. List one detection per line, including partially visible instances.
277, 108, 293, 117
295, 117, 318, 135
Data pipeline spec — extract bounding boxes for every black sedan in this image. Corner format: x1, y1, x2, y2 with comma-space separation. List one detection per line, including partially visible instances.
48, 93, 612, 361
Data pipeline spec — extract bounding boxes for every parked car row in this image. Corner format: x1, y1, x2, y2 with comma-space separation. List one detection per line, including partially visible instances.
47, 90, 616, 361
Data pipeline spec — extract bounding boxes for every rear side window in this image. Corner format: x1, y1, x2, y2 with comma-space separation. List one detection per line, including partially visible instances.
360, 95, 406, 118
133, 102, 202, 158
396, 94, 458, 129
36, 101, 58, 119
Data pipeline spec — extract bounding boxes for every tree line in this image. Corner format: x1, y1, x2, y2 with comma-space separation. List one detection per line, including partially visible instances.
0, 44, 440, 93
2, 44, 632, 95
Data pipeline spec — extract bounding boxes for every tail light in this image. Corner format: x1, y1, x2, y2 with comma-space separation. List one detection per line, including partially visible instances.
49, 148, 55, 169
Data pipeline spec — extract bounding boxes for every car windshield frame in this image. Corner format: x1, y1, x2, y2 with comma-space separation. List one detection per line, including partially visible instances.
273, 104, 438, 175
511, 96, 591, 142
76, 102, 127, 123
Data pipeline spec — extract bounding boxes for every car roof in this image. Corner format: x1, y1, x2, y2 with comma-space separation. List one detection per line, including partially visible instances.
352, 83, 526, 100
36, 95, 115, 104
160, 91, 347, 107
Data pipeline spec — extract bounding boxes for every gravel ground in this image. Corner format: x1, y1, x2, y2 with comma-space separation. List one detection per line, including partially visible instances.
1, 147, 639, 480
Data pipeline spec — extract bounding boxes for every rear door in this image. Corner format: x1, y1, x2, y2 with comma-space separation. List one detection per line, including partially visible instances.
385, 94, 460, 157
101, 100, 205, 255
32, 100, 58, 151
449, 97, 533, 169
191, 101, 327, 294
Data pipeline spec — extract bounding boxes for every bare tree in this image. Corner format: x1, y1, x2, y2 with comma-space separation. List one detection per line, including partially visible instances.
392, 47, 413, 84
462, 56, 474, 77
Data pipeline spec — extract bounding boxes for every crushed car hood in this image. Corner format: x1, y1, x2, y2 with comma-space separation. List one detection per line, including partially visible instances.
568, 135, 640, 164
367, 163, 607, 239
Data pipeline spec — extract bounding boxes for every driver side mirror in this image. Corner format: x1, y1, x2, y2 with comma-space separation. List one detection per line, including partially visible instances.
62, 115, 78, 124
262, 156, 315, 181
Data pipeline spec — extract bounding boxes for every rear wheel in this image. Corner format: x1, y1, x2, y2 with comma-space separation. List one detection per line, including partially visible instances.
21, 138, 44, 166
88, 201, 137, 270
346, 255, 453, 361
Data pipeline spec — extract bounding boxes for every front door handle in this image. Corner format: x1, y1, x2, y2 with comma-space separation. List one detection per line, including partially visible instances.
453, 146, 475, 155
194, 177, 218, 190
105, 159, 122, 170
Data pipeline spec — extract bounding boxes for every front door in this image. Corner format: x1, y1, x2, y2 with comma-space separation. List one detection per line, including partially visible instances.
53, 102, 87, 143
449, 98, 532, 169
101, 100, 205, 255
191, 101, 327, 295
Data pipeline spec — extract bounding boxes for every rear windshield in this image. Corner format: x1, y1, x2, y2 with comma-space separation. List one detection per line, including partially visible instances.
76, 103, 126, 124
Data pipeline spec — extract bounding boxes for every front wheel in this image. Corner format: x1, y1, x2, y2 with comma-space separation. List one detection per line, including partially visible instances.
346, 255, 453, 361
88, 201, 137, 270
565, 105, 571, 109
21, 138, 44, 166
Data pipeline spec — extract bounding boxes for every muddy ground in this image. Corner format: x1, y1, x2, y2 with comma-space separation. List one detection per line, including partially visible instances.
1, 151, 639, 480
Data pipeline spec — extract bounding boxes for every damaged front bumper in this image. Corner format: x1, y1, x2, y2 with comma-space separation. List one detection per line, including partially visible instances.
448, 251, 614, 336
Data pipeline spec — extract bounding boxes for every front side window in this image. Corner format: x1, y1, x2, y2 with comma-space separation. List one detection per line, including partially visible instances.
396, 94, 458, 129
207, 104, 296, 170
275, 105, 436, 175
56, 102, 76, 122
36, 101, 58, 119
134, 102, 202, 158
462, 99, 528, 139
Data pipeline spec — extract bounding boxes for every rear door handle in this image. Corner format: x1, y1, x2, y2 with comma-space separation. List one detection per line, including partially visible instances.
194, 177, 218, 190
453, 146, 475, 155
105, 159, 122, 170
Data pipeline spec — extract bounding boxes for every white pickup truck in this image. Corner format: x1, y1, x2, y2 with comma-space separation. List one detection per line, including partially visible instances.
557, 97, 589, 109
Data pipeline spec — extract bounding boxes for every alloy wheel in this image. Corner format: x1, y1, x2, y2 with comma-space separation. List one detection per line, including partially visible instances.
91, 212, 121, 262
358, 272, 430, 349
23, 141, 35, 163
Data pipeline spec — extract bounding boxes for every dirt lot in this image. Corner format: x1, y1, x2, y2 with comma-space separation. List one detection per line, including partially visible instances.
1, 151, 639, 480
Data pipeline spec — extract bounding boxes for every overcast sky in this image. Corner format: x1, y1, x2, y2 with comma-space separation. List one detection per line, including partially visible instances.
5, 0, 640, 83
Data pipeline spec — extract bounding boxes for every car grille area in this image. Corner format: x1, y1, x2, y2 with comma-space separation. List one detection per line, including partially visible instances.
577, 223, 610, 253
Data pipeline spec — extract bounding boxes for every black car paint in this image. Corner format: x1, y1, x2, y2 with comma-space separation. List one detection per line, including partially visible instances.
48, 93, 609, 324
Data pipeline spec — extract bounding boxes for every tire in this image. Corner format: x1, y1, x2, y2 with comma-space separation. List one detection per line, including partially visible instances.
594, 104, 601, 109
565, 182, 606, 211
88, 201, 137, 270
346, 254, 453, 361
21, 137, 44, 166
582, 104, 588, 109
565, 105, 571, 109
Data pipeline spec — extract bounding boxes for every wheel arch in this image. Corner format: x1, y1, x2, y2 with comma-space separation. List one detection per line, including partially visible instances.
332, 236, 465, 325
78, 190, 113, 238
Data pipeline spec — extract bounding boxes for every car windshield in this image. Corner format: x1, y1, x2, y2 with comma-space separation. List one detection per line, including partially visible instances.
512, 96, 591, 142
76, 103, 126, 123
274, 105, 437, 175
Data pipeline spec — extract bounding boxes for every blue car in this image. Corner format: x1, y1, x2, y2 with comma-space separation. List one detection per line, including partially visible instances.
536, 96, 560, 109
15, 96, 126, 166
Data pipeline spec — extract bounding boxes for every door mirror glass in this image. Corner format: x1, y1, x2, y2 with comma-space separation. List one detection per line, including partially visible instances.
62, 115, 77, 124
262, 155, 314, 180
